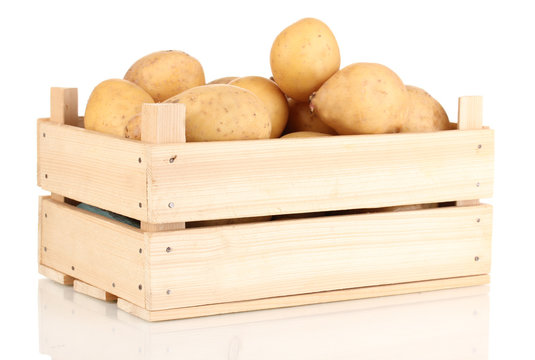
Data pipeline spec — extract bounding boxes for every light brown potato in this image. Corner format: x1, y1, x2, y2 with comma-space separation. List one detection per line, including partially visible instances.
280, 131, 332, 138
449, 122, 458, 130
285, 99, 336, 135
270, 18, 340, 102
164, 85, 271, 142
187, 216, 272, 228
84, 79, 154, 137
124, 50, 205, 102
229, 76, 289, 138
310, 63, 409, 135
125, 113, 141, 140
400, 86, 450, 132
208, 76, 238, 85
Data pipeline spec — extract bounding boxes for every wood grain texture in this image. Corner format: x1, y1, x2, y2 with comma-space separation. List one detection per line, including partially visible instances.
146, 204, 492, 310
39, 197, 146, 307
147, 129, 494, 223
50, 87, 79, 127
74, 280, 117, 302
119, 275, 489, 322
50, 88, 79, 203
39, 264, 74, 286
457, 96, 484, 207
37, 119, 148, 221
141, 103, 186, 231
141, 103, 186, 144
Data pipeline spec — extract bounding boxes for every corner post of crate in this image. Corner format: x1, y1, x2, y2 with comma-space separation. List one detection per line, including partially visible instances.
456, 96, 483, 207
140, 103, 186, 231
49, 87, 79, 203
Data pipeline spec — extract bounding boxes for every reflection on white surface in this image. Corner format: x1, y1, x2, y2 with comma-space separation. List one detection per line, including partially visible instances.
38, 279, 488, 359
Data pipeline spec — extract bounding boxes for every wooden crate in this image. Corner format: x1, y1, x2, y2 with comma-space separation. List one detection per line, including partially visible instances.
37, 88, 494, 321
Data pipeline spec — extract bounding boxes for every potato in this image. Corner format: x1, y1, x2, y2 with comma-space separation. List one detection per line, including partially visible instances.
187, 216, 272, 228
124, 50, 205, 102
400, 86, 449, 132
125, 113, 141, 140
280, 131, 332, 138
448, 122, 458, 130
310, 63, 409, 134
84, 79, 154, 137
285, 98, 336, 135
164, 85, 271, 141
270, 18, 340, 101
229, 76, 289, 138
208, 76, 238, 85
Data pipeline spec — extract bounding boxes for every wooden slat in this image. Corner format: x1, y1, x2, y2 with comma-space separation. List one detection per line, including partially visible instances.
39, 197, 146, 307
141, 103, 186, 144
147, 129, 494, 223
37, 119, 148, 221
39, 264, 74, 286
50, 88, 79, 203
141, 103, 186, 231
146, 204, 492, 310
457, 96, 484, 207
74, 280, 117, 302
119, 275, 489, 322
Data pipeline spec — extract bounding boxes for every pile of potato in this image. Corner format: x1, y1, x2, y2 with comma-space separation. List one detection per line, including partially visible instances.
84, 17, 453, 142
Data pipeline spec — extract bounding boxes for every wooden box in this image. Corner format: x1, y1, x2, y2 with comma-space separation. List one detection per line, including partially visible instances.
37, 88, 494, 321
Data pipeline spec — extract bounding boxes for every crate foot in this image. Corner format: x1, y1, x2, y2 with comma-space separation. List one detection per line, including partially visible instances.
39, 264, 74, 286
74, 280, 117, 302
117, 274, 490, 322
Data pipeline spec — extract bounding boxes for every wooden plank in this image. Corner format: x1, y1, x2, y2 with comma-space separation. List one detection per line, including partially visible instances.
51, 87, 79, 126
37, 119, 148, 221
119, 274, 489, 322
146, 204, 492, 310
50, 88, 79, 203
39, 264, 74, 286
147, 129, 494, 223
141, 103, 186, 231
141, 103, 186, 144
73, 280, 117, 302
457, 96, 484, 207
39, 197, 146, 307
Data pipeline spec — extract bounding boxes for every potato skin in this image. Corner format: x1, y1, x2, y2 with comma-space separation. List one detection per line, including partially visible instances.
285, 98, 336, 135
229, 76, 289, 138
310, 63, 409, 134
400, 86, 449, 132
280, 131, 331, 138
164, 85, 271, 142
124, 50, 205, 102
208, 76, 238, 85
84, 79, 154, 137
125, 113, 141, 140
270, 18, 340, 102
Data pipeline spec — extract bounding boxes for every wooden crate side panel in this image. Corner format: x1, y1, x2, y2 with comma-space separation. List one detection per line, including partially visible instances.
148, 129, 494, 223
37, 119, 148, 221
122, 275, 489, 322
147, 204, 492, 310
40, 198, 146, 307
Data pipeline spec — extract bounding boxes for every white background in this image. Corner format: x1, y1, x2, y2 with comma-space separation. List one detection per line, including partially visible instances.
1, 0, 534, 358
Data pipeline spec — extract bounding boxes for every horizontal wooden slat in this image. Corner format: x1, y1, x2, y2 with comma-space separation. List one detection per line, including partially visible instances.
120, 275, 489, 321
39, 264, 74, 285
147, 204, 492, 310
74, 280, 117, 302
37, 119, 148, 221
39, 197, 146, 307
147, 129, 494, 223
